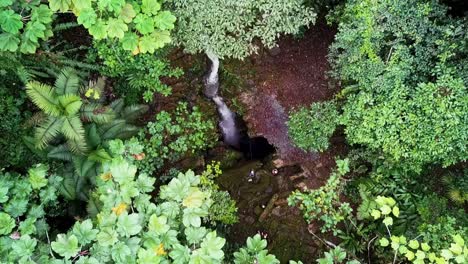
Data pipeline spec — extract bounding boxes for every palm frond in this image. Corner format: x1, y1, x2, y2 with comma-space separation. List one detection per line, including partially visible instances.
62, 115, 85, 142
58, 94, 83, 115
80, 104, 116, 124
47, 144, 73, 161
98, 119, 126, 140
35, 117, 63, 149
26, 81, 61, 116
121, 105, 149, 122
55, 68, 81, 95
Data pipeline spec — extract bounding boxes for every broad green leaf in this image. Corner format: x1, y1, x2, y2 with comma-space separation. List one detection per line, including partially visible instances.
185, 227, 207, 245
77, 8, 97, 29
110, 160, 137, 183
0, 186, 9, 203
138, 35, 156, 54
415, 250, 426, 260
89, 20, 107, 40
135, 173, 156, 193
119, 3, 136, 23
96, 228, 119, 247
405, 250, 415, 261
449, 243, 463, 255
392, 206, 400, 217
160, 177, 190, 201
52, 234, 80, 259
0, 10, 23, 34
151, 30, 171, 49
117, 213, 142, 237
111, 242, 131, 263
0, 32, 19, 51
169, 244, 190, 263
137, 248, 161, 263
370, 209, 381, 219
0, 212, 15, 235
134, 14, 154, 35
11, 235, 37, 258
121, 32, 139, 51
31, 5, 53, 24
28, 164, 48, 189
148, 214, 170, 235
379, 237, 389, 247
380, 205, 392, 215
19, 217, 37, 235
20, 39, 38, 53
154, 11, 176, 30
106, 18, 127, 39
409, 240, 420, 249
200, 231, 225, 260
72, 219, 98, 245
452, 234, 464, 246
98, 0, 125, 13
73, 0, 92, 12
182, 187, 205, 208
421, 243, 431, 251
141, 0, 161, 15
49, 0, 72, 12
24, 21, 46, 43
382, 216, 393, 226
0, 0, 13, 7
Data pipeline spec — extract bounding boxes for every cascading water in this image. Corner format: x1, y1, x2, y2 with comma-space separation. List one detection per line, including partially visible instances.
204, 50, 241, 147
204, 51, 274, 159
212, 95, 240, 147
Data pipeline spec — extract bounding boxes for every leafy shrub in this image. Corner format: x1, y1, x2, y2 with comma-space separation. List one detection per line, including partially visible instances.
0, 1, 54, 53
48, 0, 176, 54
91, 42, 183, 102
170, 0, 316, 59
138, 102, 217, 175
288, 101, 339, 152
288, 159, 352, 234
0, 84, 34, 169
329, 0, 468, 171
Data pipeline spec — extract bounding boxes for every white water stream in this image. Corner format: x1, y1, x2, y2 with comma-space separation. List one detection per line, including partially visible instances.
205, 51, 240, 147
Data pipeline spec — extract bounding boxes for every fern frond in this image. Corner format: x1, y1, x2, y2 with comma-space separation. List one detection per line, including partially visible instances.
67, 138, 88, 154
98, 119, 126, 140
88, 148, 112, 163
26, 81, 61, 116
48, 144, 73, 161
86, 193, 102, 217
85, 124, 102, 148
25, 112, 47, 128
35, 117, 63, 149
121, 105, 149, 122
55, 68, 81, 95
80, 104, 116, 124
58, 94, 83, 115
73, 157, 97, 179
53, 22, 79, 32
115, 125, 141, 139
62, 115, 85, 142
110, 98, 125, 114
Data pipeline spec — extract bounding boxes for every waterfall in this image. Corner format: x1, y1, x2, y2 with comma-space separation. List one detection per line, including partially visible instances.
212, 95, 239, 147
205, 51, 240, 147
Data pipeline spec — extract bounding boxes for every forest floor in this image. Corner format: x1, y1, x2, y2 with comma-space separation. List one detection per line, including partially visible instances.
216, 20, 349, 262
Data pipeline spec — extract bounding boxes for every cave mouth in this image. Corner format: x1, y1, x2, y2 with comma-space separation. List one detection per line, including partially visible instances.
239, 135, 276, 160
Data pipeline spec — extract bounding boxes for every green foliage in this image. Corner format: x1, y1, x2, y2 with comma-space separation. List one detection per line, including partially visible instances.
288, 101, 339, 152
372, 197, 467, 264
26, 69, 148, 202
0, 165, 64, 261
316, 247, 360, 264
329, 0, 468, 171
0, 82, 36, 169
0, 1, 53, 53
200, 162, 238, 225
90, 42, 183, 102
170, 0, 316, 59
48, 0, 176, 54
233, 234, 280, 264
441, 170, 468, 205
138, 102, 217, 175
288, 159, 352, 234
